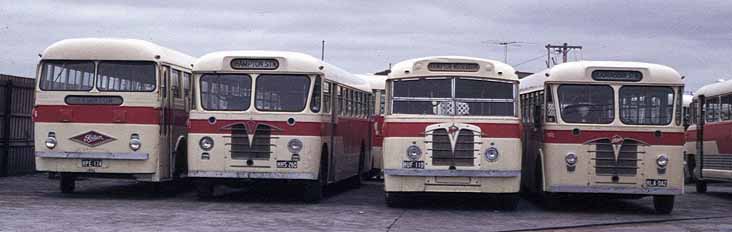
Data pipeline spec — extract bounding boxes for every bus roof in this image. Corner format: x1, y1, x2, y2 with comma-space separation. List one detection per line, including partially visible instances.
694, 80, 732, 98
194, 50, 370, 92
388, 56, 518, 81
356, 74, 387, 91
520, 61, 683, 94
41, 38, 196, 68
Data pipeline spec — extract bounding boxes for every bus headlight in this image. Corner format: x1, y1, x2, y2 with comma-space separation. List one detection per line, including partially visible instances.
656, 154, 669, 168
129, 138, 141, 151
45, 136, 57, 149
484, 147, 499, 161
406, 145, 422, 160
565, 152, 577, 166
287, 139, 303, 154
199, 136, 214, 151
129, 134, 141, 151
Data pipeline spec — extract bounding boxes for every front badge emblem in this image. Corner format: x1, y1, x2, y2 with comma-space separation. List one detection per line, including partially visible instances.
70, 131, 116, 147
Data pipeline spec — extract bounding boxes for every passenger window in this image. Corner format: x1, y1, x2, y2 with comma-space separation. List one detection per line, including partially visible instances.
706, 96, 720, 122
171, 69, 181, 98
323, 82, 331, 113
310, 76, 322, 113
721, 95, 731, 121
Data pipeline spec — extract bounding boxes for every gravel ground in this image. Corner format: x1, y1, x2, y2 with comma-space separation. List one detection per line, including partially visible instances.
0, 174, 730, 232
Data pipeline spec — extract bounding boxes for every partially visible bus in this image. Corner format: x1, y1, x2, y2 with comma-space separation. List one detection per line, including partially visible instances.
682, 93, 693, 129
686, 81, 732, 193
34, 38, 196, 192
382, 56, 522, 209
187, 51, 372, 202
360, 74, 388, 179
520, 61, 685, 214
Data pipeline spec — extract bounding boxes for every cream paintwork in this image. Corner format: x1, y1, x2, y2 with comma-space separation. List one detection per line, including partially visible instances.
384, 56, 521, 194
35, 123, 162, 180
684, 140, 732, 180
34, 38, 195, 183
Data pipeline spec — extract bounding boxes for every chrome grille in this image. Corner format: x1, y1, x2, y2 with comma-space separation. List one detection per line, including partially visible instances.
430, 129, 476, 166
703, 154, 732, 171
230, 124, 272, 160
594, 139, 639, 176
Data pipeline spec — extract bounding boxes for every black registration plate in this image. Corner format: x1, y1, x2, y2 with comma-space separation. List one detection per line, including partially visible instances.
276, 160, 298, 169
646, 179, 668, 187
402, 160, 425, 169
81, 159, 103, 168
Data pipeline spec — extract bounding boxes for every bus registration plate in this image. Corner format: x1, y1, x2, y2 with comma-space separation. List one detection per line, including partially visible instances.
276, 161, 298, 169
402, 161, 424, 169
645, 179, 668, 187
81, 159, 103, 168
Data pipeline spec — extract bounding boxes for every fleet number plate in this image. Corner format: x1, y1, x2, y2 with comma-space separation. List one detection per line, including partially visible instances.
646, 179, 668, 187
276, 161, 298, 169
81, 159, 103, 168
402, 160, 425, 169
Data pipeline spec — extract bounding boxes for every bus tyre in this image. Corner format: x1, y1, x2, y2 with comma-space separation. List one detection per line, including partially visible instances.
60, 174, 76, 193
653, 195, 674, 214
385, 192, 404, 208
696, 181, 707, 193
501, 193, 520, 211
195, 181, 214, 199
303, 180, 323, 203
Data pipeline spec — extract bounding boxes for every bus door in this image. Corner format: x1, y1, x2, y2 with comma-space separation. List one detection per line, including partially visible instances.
159, 65, 174, 179
328, 83, 338, 183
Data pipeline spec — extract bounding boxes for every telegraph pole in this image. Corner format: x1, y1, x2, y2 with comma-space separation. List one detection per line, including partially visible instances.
545, 43, 582, 67
321, 40, 326, 61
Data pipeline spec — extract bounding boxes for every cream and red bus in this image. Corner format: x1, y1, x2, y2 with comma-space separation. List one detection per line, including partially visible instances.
520, 61, 685, 214
360, 74, 388, 179
382, 56, 522, 209
686, 81, 732, 193
34, 38, 196, 192
187, 51, 372, 202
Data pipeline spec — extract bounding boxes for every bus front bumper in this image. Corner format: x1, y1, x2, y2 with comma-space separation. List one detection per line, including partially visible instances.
548, 185, 683, 195
187, 170, 317, 180
384, 169, 520, 177
36, 152, 149, 160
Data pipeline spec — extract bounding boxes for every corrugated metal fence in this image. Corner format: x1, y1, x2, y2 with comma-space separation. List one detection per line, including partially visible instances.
0, 74, 35, 176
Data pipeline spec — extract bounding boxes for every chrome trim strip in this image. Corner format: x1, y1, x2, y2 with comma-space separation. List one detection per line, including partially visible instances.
384, 169, 520, 177
36, 152, 149, 160
549, 185, 682, 195
187, 170, 317, 180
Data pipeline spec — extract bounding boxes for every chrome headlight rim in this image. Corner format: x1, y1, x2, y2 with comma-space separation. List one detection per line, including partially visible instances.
565, 152, 578, 166
656, 154, 669, 168
199, 136, 214, 151
129, 138, 142, 151
287, 138, 303, 154
406, 145, 422, 161
484, 147, 499, 161
45, 137, 57, 149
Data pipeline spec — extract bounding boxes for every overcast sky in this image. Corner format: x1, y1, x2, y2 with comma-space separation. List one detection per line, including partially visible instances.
1, 0, 730, 91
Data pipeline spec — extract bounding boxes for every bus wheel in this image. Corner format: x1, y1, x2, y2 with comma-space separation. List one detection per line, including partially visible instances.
60, 174, 76, 193
653, 195, 674, 214
500, 193, 520, 211
195, 181, 214, 199
303, 180, 322, 203
696, 181, 707, 193
385, 192, 405, 208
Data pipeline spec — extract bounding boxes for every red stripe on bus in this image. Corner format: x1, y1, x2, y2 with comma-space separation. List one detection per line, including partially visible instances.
188, 119, 325, 136
686, 121, 732, 153
544, 129, 685, 145
34, 105, 160, 124
382, 122, 521, 138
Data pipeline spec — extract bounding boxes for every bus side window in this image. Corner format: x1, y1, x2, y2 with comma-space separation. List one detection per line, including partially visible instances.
323, 82, 331, 113
171, 69, 181, 99
161, 66, 169, 98
310, 76, 322, 113
185, 72, 195, 109
706, 96, 720, 122
721, 95, 731, 121
337, 85, 343, 115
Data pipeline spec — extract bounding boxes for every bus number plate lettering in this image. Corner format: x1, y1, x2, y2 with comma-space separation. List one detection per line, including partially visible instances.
81, 159, 103, 168
645, 179, 668, 187
402, 160, 424, 169
276, 161, 298, 169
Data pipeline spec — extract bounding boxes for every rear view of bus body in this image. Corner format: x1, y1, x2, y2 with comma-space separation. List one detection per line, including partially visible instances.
382, 56, 522, 209
187, 51, 372, 202
520, 61, 685, 214
34, 38, 196, 192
